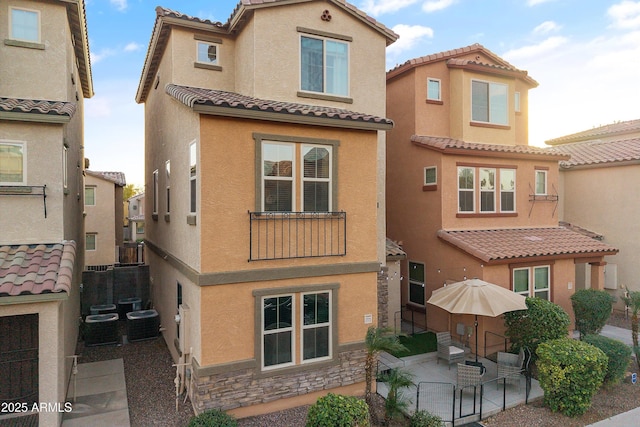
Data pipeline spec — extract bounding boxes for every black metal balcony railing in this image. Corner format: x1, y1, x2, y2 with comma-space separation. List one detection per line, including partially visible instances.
249, 211, 346, 261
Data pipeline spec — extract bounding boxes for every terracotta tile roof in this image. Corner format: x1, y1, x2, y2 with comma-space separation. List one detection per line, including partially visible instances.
166, 84, 394, 129
65, 0, 93, 97
437, 227, 617, 264
0, 97, 76, 118
411, 135, 570, 160
0, 241, 76, 297
546, 119, 640, 145
155, 6, 225, 27
86, 170, 127, 186
552, 138, 640, 168
387, 43, 537, 87
446, 58, 537, 87
559, 221, 604, 240
386, 238, 406, 260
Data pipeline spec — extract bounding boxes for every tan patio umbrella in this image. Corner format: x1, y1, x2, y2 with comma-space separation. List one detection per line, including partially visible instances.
427, 278, 527, 362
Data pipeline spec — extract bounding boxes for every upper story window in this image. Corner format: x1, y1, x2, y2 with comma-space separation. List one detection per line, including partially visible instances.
0, 141, 26, 185
300, 35, 349, 97
152, 169, 158, 215
85, 233, 96, 251
514, 92, 521, 113
424, 166, 437, 186
427, 78, 441, 101
535, 169, 547, 195
84, 186, 96, 206
196, 41, 218, 64
260, 137, 335, 212
10, 7, 40, 43
189, 141, 197, 214
458, 166, 517, 214
471, 80, 508, 125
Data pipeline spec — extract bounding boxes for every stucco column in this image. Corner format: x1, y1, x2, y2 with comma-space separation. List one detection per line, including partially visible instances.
590, 262, 606, 290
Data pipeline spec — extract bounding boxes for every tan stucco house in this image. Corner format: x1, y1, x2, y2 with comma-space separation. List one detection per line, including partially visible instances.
0, 0, 92, 425
127, 192, 145, 242
385, 44, 618, 357
135, 0, 397, 418
547, 119, 640, 311
84, 171, 126, 268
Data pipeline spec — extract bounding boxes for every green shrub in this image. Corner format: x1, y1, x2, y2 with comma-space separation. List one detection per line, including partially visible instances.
583, 334, 631, 385
188, 408, 237, 427
504, 297, 570, 361
305, 393, 370, 427
537, 338, 607, 417
571, 289, 616, 338
410, 410, 445, 427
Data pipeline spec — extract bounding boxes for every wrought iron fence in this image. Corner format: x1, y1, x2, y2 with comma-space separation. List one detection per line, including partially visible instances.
249, 211, 346, 261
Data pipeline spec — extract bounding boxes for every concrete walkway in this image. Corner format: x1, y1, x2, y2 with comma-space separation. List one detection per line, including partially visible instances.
62, 358, 130, 427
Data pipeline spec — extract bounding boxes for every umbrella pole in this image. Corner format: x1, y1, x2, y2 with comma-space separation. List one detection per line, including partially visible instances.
475, 316, 479, 362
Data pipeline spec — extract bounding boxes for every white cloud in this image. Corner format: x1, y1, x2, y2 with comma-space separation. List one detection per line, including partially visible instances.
110, 0, 127, 12
533, 21, 561, 35
422, 0, 457, 13
608, 1, 640, 29
359, 0, 420, 17
502, 36, 568, 62
527, 0, 557, 6
90, 48, 117, 64
386, 24, 434, 66
124, 42, 142, 52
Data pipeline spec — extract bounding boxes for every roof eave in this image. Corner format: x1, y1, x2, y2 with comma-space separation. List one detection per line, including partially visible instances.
0, 111, 72, 124
411, 139, 571, 161
60, 0, 93, 98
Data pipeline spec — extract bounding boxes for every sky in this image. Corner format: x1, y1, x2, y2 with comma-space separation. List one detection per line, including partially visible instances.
83, 0, 640, 188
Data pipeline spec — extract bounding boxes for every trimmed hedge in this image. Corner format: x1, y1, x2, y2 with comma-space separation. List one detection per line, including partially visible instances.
537, 338, 607, 417
306, 393, 370, 427
571, 289, 615, 337
583, 334, 631, 385
188, 408, 237, 427
410, 410, 445, 427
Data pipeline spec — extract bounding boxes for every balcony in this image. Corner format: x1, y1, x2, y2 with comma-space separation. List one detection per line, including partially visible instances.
249, 211, 346, 261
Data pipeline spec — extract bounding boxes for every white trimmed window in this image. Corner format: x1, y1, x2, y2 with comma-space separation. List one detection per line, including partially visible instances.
152, 169, 158, 215
459, 166, 516, 213
10, 7, 40, 43
500, 169, 516, 212
189, 141, 197, 214
262, 295, 295, 369
514, 92, 521, 113
424, 166, 437, 185
479, 168, 496, 213
196, 41, 218, 64
302, 291, 331, 362
472, 80, 508, 125
84, 186, 96, 206
513, 266, 550, 300
165, 160, 170, 214
300, 35, 349, 96
302, 145, 331, 212
85, 233, 97, 251
458, 167, 475, 212
427, 78, 441, 101
0, 141, 26, 184
408, 261, 425, 306
263, 142, 294, 212
535, 170, 547, 195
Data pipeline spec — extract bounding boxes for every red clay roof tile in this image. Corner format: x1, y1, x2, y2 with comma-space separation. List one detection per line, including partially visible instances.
551, 138, 640, 168
437, 227, 617, 264
0, 241, 76, 297
86, 170, 127, 186
546, 119, 640, 145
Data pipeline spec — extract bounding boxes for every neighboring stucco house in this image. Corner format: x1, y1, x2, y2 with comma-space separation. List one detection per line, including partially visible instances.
135, 0, 397, 418
385, 44, 618, 357
84, 171, 126, 268
0, 0, 92, 425
127, 192, 145, 242
547, 119, 640, 310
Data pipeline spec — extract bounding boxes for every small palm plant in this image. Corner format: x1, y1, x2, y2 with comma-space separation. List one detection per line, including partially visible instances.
378, 367, 414, 423
364, 326, 407, 406
621, 288, 640, 370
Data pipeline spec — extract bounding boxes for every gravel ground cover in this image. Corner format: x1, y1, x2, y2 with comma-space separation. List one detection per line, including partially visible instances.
79, 312, 638, 427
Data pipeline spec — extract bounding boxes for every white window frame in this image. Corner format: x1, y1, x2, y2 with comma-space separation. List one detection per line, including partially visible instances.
514, 92, 521, 113
196, 41, 218, 65
189, 141, 197, 214
165, 160, 170, 214
300, 34, 349, 97
84, 186, 96, 206
424, 166, 437, 186
85, 233, 97, 251
262, 142, 295, 212
535, 170, 547, 195
408, 261, 425, 306
471, 79, 508, 125
457, 166, 475, 213
262, 294, 295, 370
499, 168, 516, 213
301, 290, 332, 364
427, 78, 441, 101
513, 266, 550, 300
152, 169, 159, 215
9, 7, 40, 43
301, 144, 332, 212
479, 168, 496, 213
0, 140, 27, 185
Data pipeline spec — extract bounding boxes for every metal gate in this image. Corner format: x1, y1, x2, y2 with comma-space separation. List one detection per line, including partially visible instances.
0, 314, 39, 406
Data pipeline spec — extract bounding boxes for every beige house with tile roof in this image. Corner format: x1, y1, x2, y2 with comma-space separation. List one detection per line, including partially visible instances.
547, 119, 640, 311
0, 0, 92, 425
385, 44, 618, 357
136, 0, 397, 418
84, 171, 126, 268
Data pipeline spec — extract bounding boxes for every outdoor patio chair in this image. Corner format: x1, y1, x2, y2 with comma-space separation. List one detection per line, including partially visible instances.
436, 331, 466, 369
497, 348, 524, 388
